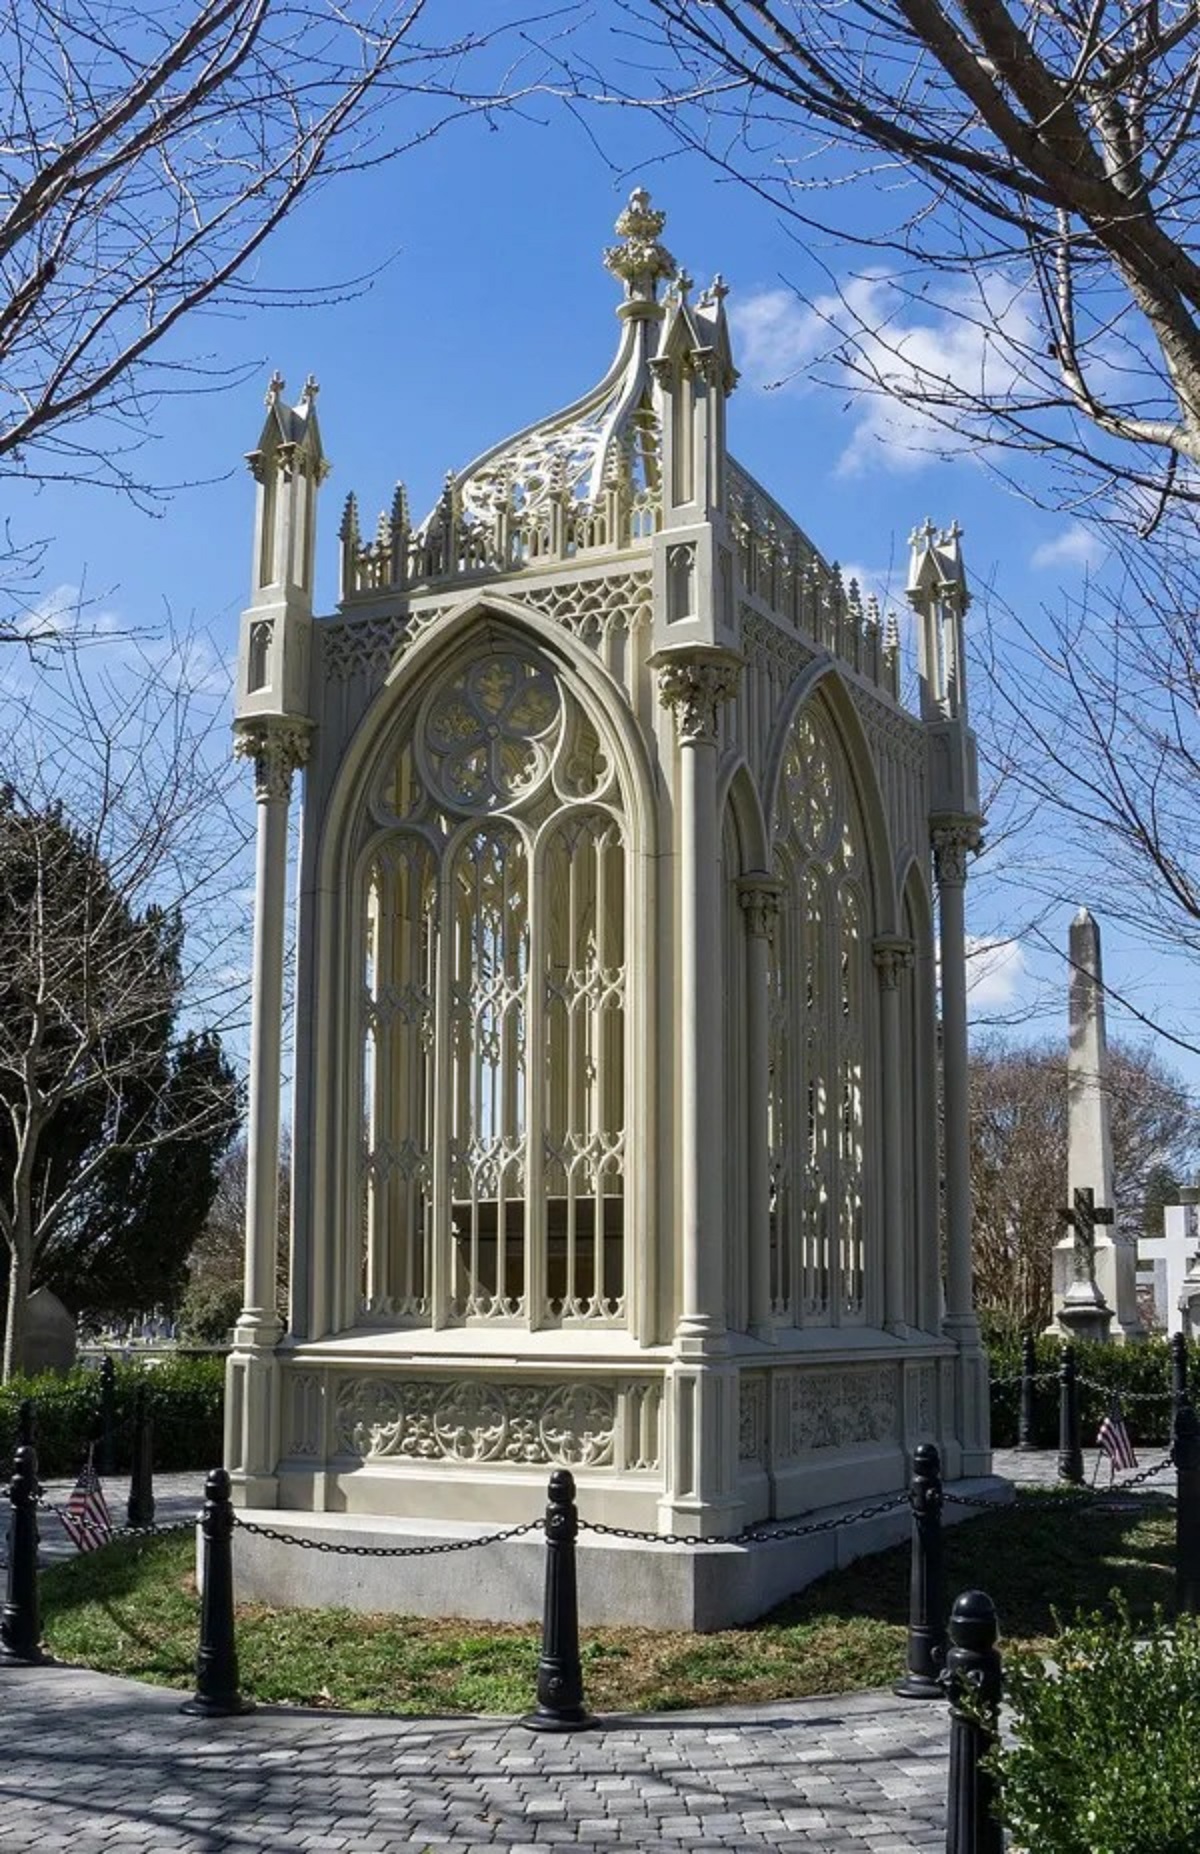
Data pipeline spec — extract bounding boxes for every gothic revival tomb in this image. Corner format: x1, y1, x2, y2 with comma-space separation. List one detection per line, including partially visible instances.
228, 193, 992, 1627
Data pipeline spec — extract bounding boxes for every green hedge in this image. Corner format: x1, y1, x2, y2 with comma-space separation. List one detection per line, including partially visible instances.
988, 1334, 1184, 1447
0, 1355, 224, 1476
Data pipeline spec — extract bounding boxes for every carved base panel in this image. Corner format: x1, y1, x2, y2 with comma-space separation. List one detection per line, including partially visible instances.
734, 1347, 981, 1524
271, 1365, 666, 1529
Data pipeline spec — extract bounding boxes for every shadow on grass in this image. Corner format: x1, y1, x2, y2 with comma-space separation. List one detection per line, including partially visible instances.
763, 1492, 1176, 1643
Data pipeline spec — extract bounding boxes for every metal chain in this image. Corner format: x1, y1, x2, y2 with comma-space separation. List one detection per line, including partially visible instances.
1075, 1376, 1174, 1404
579, 1491, 909, 1549
988, 1370, 1059, 1390
231, 1514, 541, 1558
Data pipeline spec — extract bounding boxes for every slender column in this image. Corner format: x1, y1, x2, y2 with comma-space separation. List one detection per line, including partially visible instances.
933, 824, 979, 1326
739, 876, 782, 1340
874, 936, 914, 1333
234, 720, 310, 1340
654, 648, 741, 1352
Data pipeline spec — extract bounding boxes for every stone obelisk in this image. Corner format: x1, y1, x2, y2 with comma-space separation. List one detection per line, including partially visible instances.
1051, 908, 1140, 1341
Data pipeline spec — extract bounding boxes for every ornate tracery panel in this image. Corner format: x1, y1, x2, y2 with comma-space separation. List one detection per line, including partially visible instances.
358, 640, 629, 1330
768, 704, 872, 1326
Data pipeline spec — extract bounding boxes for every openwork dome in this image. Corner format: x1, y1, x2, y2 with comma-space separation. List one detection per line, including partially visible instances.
337, 190, 756, 597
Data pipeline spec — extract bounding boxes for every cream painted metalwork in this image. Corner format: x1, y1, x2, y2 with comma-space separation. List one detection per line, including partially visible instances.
227, 189, 993, 1593
358, 642, 629, 1331
768, 704, 872, 1327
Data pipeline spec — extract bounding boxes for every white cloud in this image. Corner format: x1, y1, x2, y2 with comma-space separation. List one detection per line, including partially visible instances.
965, 935, 1026, 1009
729, 288, 824, 388
1030, 524, 1104, 572
731, 269, 1041, 478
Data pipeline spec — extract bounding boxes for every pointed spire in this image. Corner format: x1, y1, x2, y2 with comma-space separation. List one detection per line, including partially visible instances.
265, 370, 285, 408
604, 188, 677, 306
338, 490, 360, 545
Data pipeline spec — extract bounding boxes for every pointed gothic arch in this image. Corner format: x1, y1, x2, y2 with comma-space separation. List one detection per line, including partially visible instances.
298, 603, 659, 1346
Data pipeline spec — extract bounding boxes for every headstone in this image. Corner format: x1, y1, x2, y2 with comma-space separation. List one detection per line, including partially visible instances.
1051, 908, 1140, 1340
1141, 1192, 1200, 1336
19, 1287, 77, 1376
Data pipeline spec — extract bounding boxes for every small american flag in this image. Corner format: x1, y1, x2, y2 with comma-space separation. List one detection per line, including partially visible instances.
59, 1449, 112, 1553
1096, 1400, 1138, 1475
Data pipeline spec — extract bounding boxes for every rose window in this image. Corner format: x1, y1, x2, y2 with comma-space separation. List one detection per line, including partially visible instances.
423, 655, 560, 810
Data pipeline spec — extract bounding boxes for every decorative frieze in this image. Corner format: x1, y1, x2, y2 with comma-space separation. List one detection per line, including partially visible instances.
320, 604, 448, 680
510, 568, 652, 644
326, 1376, 658, 1471
774, 1365, 899, 1457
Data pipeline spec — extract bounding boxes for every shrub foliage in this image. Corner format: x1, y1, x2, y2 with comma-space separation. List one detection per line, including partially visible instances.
988, 1334, 1183, 1447
996, 1607, 1200, 1854
0, 1355, 223, 1475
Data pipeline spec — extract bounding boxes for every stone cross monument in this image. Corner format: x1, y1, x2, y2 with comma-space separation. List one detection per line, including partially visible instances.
1051, 907, 1140, 1340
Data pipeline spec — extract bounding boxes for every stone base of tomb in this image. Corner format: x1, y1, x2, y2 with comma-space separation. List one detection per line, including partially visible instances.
224, 1476, 1012, 1633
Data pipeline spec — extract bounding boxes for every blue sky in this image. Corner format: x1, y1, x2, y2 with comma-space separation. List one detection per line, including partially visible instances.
6, 29, 1196, 1099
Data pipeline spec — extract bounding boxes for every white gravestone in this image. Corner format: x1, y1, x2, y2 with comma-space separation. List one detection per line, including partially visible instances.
1140, 1196, 1200, 1336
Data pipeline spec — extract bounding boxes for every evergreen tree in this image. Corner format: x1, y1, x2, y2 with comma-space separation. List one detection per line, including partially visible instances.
0, 792, 239, 1371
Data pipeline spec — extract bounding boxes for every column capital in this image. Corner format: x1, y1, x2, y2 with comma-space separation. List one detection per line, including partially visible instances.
872, 935, 915, 989
234, 718, 312, 802
931, 818, 982, 889
650, 645, 742, 745
737, 873, 784, 940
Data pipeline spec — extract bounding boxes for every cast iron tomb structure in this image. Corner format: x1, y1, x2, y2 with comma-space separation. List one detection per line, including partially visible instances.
226, 193, 992, 1626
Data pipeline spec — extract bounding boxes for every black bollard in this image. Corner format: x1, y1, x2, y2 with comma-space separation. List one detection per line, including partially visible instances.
16, 1398, 34, 1452
126, 1382, 155, 1530
1057, 1344, 1083, 1484
181, 1467, 251, 1717
1174, 1399, 1200, 1617
98, 1354, 117, 1477
895, 1442, 947, 1699
0, 1446, 46, 1665
1173, 1332, 1189, 1418
523, 1468, 594, 1733
1017, 1334, 1037, 1451
942, 1590, 1004, 1854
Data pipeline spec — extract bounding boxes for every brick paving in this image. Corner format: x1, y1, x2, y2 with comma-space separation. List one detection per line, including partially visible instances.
0, 1449, 1174, 1851
0, 1665, 952, 1853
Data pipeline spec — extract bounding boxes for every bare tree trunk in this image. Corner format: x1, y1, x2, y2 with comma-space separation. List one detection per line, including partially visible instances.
3, 1235, 32, 1384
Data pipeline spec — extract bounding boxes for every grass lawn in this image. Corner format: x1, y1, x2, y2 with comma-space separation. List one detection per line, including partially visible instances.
40, 1491, 1176, 1716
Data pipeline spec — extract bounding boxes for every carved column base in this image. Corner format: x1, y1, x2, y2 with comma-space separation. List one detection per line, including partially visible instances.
224, 1345, 282, 1509
942, 1314, 990, 1478
658, 1364, 742, 1537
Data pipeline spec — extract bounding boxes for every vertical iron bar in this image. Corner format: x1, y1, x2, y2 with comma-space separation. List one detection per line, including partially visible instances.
523, 1468, 593, 1732
895, 1442, 946, 1699
126, 1381, 155, 1530
98, 1354, 117, 1477
0, 1445, 45, 1665
1174, 1399, 1200, 1617
942, 1589, 1003, 1854
1172, 1331, 1189, 1420
1017, 1333, 1036, 1451
182, 1467, 251, 1716
1058, 1344, 1083, 1484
